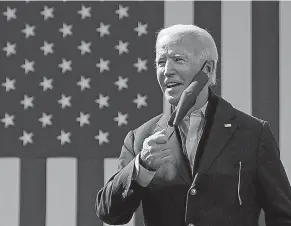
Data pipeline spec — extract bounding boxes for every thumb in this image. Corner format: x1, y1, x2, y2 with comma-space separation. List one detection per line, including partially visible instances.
159, 129, 166, 134
154, 129, 166, 135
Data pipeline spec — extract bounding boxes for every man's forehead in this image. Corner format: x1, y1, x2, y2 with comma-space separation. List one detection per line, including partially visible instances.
155, 47, 187, 57
156, 34, 194, 56
157, 33, 184, 47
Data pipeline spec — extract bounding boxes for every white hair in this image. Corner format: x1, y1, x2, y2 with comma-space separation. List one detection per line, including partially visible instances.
156, 24, 218, 86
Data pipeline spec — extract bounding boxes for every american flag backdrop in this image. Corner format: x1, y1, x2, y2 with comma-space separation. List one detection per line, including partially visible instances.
0, 1, 291, 226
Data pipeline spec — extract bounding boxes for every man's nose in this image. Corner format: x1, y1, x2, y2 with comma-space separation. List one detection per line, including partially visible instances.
164, 60, 175, 77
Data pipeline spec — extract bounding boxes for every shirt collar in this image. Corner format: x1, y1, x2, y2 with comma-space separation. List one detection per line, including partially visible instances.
178, 101, 208, 137
187, 101, 208, 118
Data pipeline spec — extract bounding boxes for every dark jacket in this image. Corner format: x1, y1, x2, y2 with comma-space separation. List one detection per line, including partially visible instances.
96, 91, 291, 226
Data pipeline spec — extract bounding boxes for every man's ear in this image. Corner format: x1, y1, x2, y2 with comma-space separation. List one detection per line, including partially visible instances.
202, 60, 215, 75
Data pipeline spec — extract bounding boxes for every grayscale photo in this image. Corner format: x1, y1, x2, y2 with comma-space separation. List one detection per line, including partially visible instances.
0, 1, 291, 226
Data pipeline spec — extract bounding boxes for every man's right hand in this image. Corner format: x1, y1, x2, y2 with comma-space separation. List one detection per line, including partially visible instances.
140, 129, 173, 171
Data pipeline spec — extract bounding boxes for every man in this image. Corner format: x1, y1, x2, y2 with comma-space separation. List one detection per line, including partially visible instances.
96, 24, 291, 226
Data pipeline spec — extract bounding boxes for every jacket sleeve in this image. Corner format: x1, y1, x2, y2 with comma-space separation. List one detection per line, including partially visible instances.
257, 121, 291, 225
95, 130, 147, 225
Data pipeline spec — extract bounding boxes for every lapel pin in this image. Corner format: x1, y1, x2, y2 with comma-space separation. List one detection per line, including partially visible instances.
224, 123, 232, 128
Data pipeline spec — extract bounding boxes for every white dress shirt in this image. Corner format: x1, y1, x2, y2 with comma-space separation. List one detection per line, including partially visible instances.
179, 103, 207, 174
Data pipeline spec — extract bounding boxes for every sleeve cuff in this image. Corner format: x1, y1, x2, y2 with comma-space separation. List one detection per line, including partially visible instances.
134, 153, 156, 187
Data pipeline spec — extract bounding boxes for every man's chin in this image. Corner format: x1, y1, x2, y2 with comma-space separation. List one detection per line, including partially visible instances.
165, 96, 179, 106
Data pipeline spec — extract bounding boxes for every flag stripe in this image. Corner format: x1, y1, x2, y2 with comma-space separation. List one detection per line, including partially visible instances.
252, 1, 280, 142
104, 158, 135, 226
19, 159, 46, 226
164, 1, 194, 27
46, 158, 77, 226
194, 1, 221, 95
77, 158, 104, 226
0, 158, 19, 226
221, 1, 251, 114
252, 5, 280, 225
279, 1, 291, 182
104, 158, 118, 186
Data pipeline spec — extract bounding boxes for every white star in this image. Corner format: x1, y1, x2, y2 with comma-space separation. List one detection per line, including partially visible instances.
115, 5, 129, 19
77, 40, 91, 55
96, 58, 110, 73
1, 77, 16, 92
114, 76, 128, 91
38, 112, 53, 128
19, 131, 33, 146
95, 130, 109, 145
134, 22, 148, 37
40, 41, 54, 55
133, 93, 148, 109
78, 5, 91, 19
115, 40, 129, 55
39, 77, 53, 91
3, 42, 16, 56
20, 95, 34, 110
134, 58, 147, 72
58, 94, 72, 109
96, 22, 110, 37
3, 6, 17, 21
76, 112, 90, 127
95, 94, 109, 109
40, 5, 54, 20
21, 24, 36, 39
1, 113, 15, 128
21, 59, 35, 74
57, 130, 71, 145
77, 75, 91, 91
114, 112, 128, 127
58, 58, 72, 74
59, 23, 73, 38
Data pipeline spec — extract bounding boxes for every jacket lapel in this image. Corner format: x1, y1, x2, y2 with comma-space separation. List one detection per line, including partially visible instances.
195, 91, 238, 174
155, 110, 192, 185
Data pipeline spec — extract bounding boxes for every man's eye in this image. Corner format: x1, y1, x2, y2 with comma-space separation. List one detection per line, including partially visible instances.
157, 61, 165, 66
175, 58, 184, 62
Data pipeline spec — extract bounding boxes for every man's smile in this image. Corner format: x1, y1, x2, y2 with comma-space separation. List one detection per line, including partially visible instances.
165, 82, 181, 88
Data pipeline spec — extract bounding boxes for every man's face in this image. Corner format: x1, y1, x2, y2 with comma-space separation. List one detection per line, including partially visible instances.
156, 34, 202, 106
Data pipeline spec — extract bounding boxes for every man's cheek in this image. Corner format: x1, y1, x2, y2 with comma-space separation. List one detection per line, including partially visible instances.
157, 78, 164, 91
